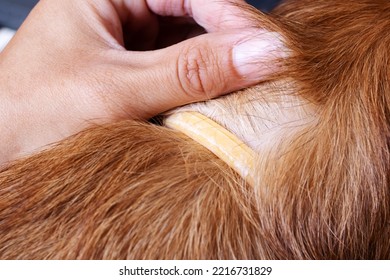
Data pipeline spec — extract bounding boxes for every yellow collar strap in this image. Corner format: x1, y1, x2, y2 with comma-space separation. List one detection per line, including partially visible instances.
165, 111, 256, 186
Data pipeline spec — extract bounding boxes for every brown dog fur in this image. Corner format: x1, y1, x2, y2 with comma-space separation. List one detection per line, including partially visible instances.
0, 0, 389, 259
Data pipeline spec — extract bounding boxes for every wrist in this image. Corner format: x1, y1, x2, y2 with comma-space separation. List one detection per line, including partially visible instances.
0, 74, 59, 165
0, 88, 24, 166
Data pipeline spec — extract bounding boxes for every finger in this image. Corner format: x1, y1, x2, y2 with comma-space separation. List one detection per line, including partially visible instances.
145, 0, 258, 32
112, 30, 286, 119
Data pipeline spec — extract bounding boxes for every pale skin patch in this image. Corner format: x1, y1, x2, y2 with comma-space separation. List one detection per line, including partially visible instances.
172, 79, 317, 157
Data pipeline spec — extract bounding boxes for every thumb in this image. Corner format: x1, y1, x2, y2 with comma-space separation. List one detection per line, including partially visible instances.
120, 30, 286, 118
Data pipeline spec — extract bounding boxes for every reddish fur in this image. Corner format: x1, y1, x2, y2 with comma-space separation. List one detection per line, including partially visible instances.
0, 0, 389, 259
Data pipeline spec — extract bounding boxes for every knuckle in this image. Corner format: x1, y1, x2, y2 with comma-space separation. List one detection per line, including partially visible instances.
176, 45, 221, 99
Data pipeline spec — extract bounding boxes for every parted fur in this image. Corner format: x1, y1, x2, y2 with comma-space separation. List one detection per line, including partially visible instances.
0, 0, 389, 259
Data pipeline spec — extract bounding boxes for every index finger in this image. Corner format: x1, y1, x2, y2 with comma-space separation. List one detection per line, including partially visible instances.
145, 0, 258, 32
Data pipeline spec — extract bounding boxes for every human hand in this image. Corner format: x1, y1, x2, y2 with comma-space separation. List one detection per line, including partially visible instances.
0, 0, 284, 164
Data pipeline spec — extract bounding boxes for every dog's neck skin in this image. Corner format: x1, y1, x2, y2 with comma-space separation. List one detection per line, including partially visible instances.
173, 80, 317, 155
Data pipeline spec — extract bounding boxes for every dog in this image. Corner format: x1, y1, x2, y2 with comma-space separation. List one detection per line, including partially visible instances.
0, 0, 389, 259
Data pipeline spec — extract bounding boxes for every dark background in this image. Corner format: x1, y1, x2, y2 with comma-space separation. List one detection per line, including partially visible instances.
0, 0, 282, 30
247, 0, 282, 12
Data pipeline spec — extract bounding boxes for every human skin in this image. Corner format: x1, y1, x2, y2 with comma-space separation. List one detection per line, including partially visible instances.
0, 0, 284, 165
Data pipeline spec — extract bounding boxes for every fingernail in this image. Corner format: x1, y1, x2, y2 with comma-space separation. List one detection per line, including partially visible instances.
233, 32, 286, 80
